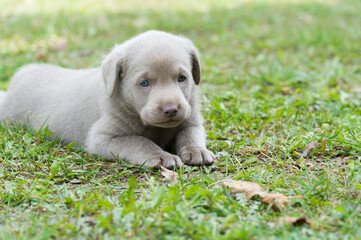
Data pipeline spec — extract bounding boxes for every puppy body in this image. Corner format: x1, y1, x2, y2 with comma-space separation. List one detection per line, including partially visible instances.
1, 65, 103, 144
0, 91, 6, 105
0, 31, 215, 168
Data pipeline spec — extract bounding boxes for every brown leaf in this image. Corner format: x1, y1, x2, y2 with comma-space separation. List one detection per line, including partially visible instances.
281, 86, 293, 95
220, 180, 264, 198
220, 180, 306, 212
259, 192, 289, 212
160, 166, 179, 184
299, 141, 318, 158
50, 38, 68, 51
350, 86, 361, 93
278, 216, 309, 226
35, 54, 47, 61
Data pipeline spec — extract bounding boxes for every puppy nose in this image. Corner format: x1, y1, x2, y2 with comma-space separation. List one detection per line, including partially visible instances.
162, 104, 179, 118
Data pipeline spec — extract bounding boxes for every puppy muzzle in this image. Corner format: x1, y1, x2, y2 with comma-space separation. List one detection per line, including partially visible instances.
141, 102, 191, 128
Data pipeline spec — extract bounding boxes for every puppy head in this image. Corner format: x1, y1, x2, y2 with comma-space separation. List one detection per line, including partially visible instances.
101, 31, 201, 128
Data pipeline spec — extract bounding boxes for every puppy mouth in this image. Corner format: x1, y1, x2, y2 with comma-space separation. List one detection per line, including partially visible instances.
141, 107, 191, 128
151, 119, 184, 128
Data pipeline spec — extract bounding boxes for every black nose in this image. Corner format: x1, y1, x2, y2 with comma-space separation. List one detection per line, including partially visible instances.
162, 104, 179, 118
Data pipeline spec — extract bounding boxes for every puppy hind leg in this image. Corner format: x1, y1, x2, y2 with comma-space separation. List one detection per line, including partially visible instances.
0, 91, 7, 116
0, 91, 6, 106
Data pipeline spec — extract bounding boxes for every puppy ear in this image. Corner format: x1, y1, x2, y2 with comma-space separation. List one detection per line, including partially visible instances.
182, 39, 201, 85
101, 47, 123, 98
190, 50, 201, 85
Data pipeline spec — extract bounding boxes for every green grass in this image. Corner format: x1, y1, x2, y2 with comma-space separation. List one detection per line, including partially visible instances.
1, 0, 361, 239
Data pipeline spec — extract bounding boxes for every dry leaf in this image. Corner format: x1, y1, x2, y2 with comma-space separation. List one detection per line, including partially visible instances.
258, 192, 289, 212
278, 216, 309, 226
50, 38, 68, 51
160, 166, 179, 184
281, 86, 293, 95
220, 180, 306, 212
299, 141, 318, 158
350, 86, 361, 93
220, 180, 263, 198
35, 54, 47, 61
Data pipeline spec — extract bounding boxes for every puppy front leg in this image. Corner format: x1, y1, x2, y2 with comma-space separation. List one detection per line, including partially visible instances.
87, 135, 182, 169
176, 126, 215, 166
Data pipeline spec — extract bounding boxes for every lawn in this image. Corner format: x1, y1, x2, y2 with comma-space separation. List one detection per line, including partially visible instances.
1, 0, 361, 239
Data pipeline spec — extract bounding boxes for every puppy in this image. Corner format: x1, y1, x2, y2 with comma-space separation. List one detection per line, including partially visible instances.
0, 30, 215, 169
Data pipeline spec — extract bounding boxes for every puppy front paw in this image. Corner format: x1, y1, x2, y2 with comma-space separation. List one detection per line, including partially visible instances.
143, 152, 182, 169
179, 146, 215, 166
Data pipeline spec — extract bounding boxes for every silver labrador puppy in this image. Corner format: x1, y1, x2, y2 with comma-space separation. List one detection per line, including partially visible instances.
0, 30, 215, 169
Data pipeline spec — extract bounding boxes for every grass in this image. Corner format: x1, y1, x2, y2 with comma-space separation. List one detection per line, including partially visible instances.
1, 0, 361, 239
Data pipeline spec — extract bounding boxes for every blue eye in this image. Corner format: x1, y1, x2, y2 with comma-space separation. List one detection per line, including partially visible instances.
140, 80, 149, 87
178, 75, 187, 82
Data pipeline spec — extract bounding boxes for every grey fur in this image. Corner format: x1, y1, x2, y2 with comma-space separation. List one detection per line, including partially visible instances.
0, 30, 215, 168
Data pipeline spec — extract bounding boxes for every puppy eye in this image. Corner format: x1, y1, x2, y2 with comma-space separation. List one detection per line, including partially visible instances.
139, 80, 150, 87
178, 75, 187, 82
